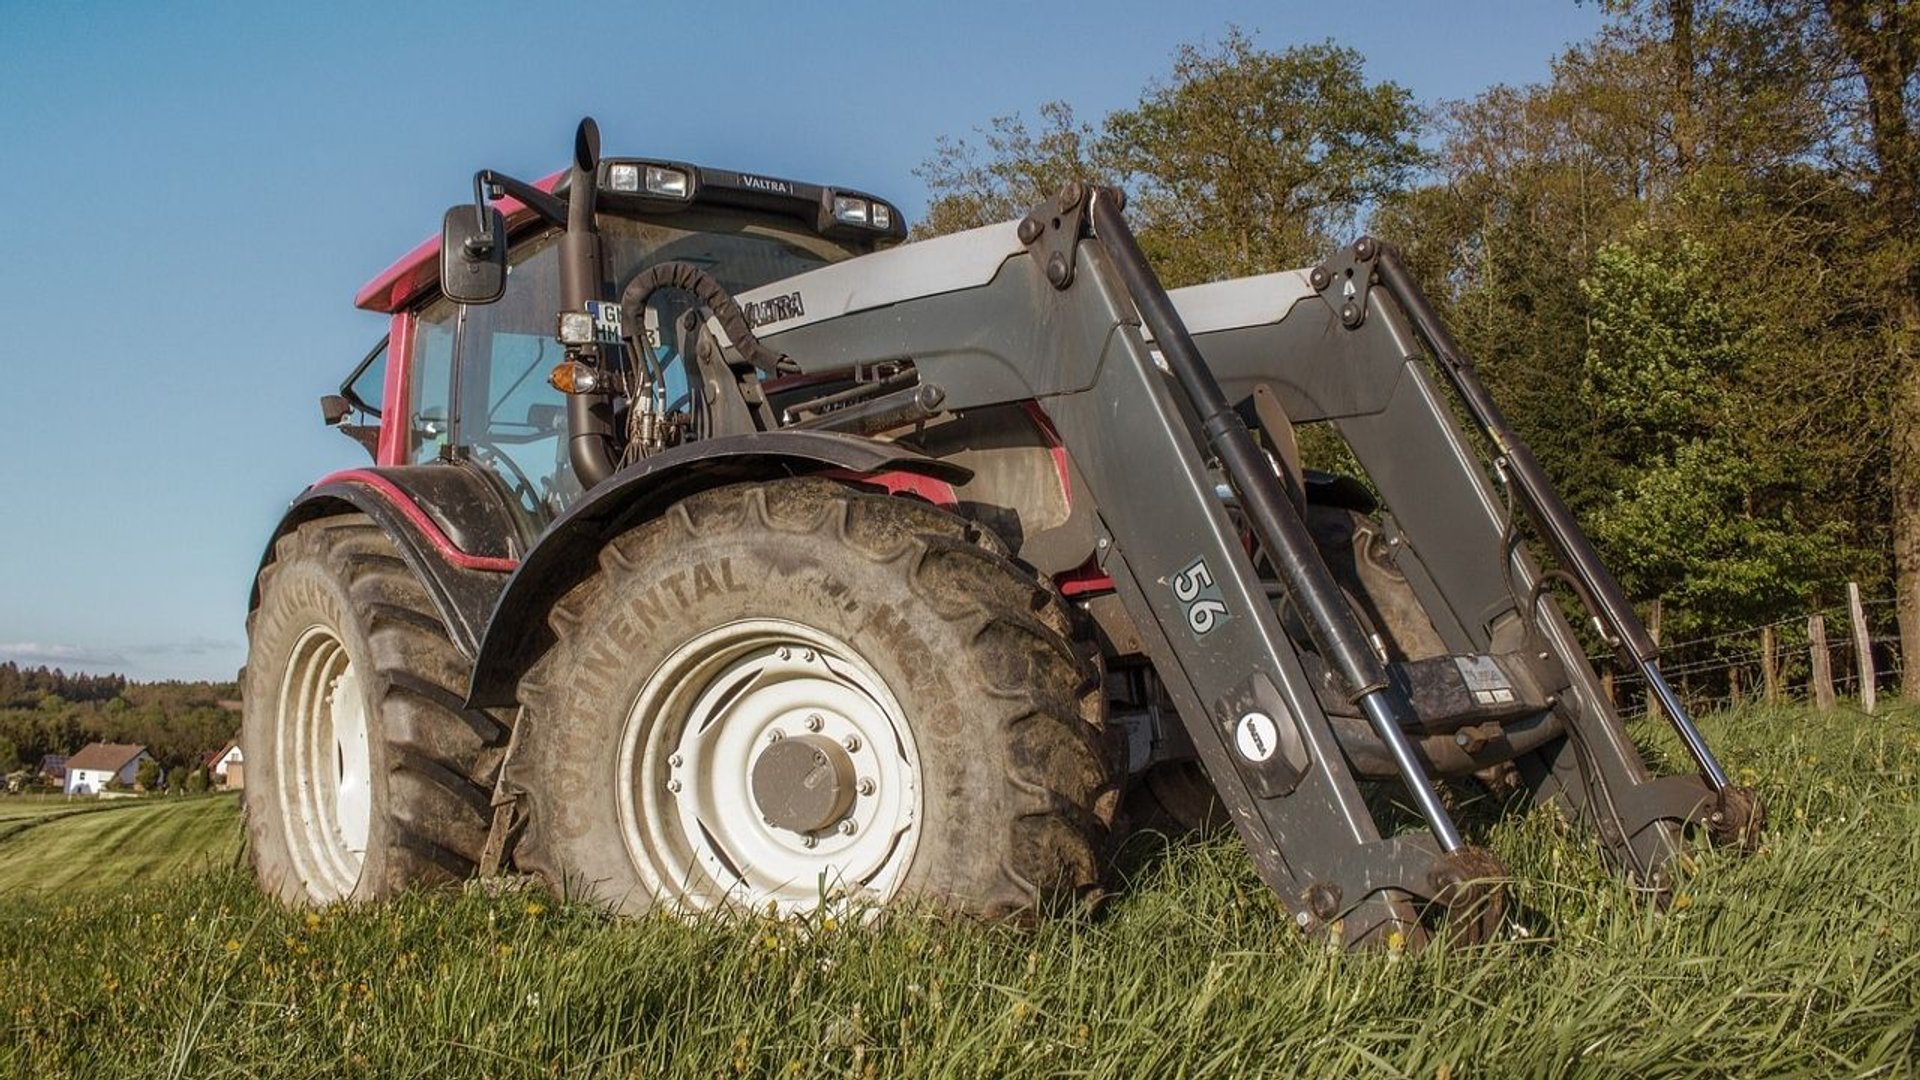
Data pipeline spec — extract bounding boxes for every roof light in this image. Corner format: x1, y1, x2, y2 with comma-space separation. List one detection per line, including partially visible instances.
607, 163, 642, 193
645, 165, 690, 198
832, 195, 870, 226
871, 203, 893, 230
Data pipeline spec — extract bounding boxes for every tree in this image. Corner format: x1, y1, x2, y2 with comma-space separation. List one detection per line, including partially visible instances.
166, 765, 187, 794
1100, 31, 1424, 285
914, 102, 1096, 237
0, 736, 17, 773
135, 758, 160, 792
1823, 0, 1920, 695
1580, 238, 1739, 460
1581, 236, 1851, 639
185, 768, 209, 794
918, 30, 1423, 286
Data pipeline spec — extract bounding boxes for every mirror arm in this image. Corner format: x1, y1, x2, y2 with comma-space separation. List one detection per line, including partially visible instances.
468, 172, 495, 252
474, 169, 567, 230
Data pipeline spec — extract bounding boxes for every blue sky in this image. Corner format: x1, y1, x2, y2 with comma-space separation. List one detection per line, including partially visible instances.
0, 1, 1607, 682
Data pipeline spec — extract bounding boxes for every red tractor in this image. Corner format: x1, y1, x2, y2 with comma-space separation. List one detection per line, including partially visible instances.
245, 120, 1759, 945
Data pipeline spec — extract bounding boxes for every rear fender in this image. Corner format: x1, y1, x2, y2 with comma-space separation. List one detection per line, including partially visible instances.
465, 430, 971, 707
250, 464, 527, 657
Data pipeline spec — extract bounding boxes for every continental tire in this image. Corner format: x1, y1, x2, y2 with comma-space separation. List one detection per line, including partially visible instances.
508, 479, 1116, 919
243, 514, 507, 904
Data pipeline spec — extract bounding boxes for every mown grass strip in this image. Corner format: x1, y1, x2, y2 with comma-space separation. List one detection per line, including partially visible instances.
0, 794, 241, 893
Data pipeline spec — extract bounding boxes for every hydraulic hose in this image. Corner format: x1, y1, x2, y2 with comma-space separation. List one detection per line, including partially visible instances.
617, 262, 794, 376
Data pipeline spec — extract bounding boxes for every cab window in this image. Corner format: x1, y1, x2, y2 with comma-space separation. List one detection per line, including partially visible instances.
409, 297, 457, 463
342, 338, 388, 417
454, 230, 575, 527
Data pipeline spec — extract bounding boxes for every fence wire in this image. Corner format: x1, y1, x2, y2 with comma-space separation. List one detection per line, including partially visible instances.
1589, 591, 1903, 713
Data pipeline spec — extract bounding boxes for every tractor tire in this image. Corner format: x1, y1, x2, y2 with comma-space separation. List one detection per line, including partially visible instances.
507, 479, 1116, 919
242, 514, 508, 905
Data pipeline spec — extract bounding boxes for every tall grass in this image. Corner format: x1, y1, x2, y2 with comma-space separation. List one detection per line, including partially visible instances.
0, 706, 1914, 1078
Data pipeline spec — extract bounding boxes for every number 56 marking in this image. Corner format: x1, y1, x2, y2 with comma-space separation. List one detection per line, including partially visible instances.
1173, 558, 1230, 637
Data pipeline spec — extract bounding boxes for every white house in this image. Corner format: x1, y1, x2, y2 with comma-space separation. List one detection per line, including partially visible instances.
206, 739, 244, 790
63, 743, 152, 796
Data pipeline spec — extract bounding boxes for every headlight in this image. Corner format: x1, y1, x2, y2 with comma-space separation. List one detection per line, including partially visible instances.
645, 165, 690, 197
870, 203, 893, 230
556, 311, 596, 346
606, 163, 641, 193
832, 194, 870, 226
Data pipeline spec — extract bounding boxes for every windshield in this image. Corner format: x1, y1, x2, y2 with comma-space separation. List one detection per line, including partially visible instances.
600, 208, 861, 295
449, 209, 864, 533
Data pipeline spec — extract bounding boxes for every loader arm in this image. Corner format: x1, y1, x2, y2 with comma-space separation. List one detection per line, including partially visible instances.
737, 186, 1762, 942
1167, 244, 1765, 881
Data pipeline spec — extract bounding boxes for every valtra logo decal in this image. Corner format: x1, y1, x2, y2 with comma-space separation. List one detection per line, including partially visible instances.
736, 173, 794, 195
744, 291, 805, 329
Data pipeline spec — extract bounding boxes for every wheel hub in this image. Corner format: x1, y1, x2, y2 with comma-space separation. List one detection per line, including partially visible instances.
751, 734, 856, 833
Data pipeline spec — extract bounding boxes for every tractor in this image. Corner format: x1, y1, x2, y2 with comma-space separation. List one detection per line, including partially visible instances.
245, 119, 1762, 946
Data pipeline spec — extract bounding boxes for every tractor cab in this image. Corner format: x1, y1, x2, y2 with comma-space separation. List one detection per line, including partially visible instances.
330, 140, 906, 538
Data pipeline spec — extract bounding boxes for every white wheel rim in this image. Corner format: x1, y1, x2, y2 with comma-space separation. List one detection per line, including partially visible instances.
618, 619, 922, 915
274, 624, 372, 899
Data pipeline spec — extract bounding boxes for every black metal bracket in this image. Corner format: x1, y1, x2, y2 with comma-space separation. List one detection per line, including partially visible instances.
1309, 237, 1382, 329
1018, 182, 1099, 290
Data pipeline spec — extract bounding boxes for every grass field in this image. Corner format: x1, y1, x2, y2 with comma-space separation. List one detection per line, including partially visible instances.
0, 793, 243, 891
0, 705, 1914, 1078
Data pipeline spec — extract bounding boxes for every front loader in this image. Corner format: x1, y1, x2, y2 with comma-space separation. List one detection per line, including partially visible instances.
245, 119, 1762, 946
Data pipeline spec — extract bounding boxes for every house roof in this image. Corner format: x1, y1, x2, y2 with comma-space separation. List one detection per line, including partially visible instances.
37, 754, 67, 777
204, 740, 241, 769
65, 743, 148, 774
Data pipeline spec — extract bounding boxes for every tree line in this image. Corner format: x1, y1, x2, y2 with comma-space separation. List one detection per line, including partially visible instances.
0, 662, 239, 776
916, 2, 1917, 696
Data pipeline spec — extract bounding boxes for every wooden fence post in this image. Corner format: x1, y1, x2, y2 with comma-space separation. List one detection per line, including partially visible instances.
1761, 624, 1781, 704
1810, 613, 1836, 712
1848, 582, 1877, 714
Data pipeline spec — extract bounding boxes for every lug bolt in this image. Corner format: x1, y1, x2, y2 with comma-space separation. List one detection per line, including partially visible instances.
767, 729, 785, 743
838, 819, 858, 836
777, 647, 791, 660
666, 778, 682, 793
668, 754, 683, 768
803, 835, 818, 849
801, 648, 816, 662
842, 734, 862, 753
806, 713, 825, 732
857, 778, 876, 796
1309, 266, 1330, 290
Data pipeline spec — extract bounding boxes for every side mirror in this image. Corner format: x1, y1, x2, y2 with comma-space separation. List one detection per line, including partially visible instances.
440, 204, 506, 304
320, 394, 352, 426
